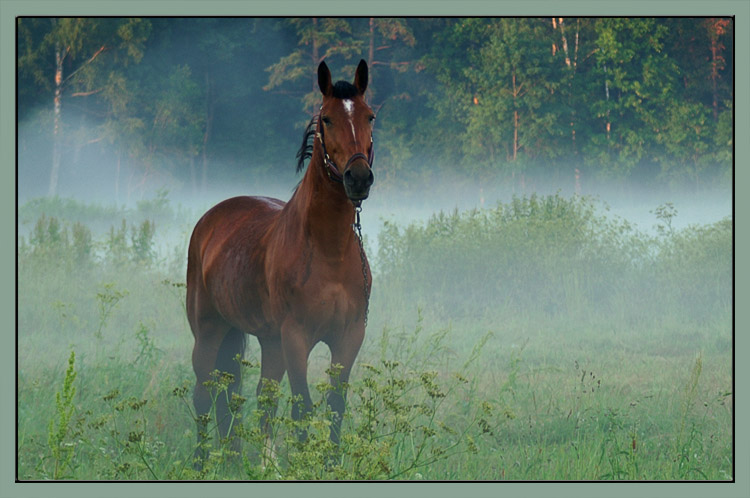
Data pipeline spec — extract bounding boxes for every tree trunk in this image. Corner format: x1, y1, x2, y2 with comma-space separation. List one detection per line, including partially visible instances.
49, 41, 65, 197
190, 155, 197, 195
369, 18, 375, 65
555, 17, 579, 152
701, 18, 729, 123
201, 72, 214, 194
512, 70, 519, 161
311, 18, 319, 116
513, 110, 519, 162
557, 18, 572, 68
368, 18, 375, 102
708, 19, 722, 122
115, 151, 121, 203
604, 63, 611, 141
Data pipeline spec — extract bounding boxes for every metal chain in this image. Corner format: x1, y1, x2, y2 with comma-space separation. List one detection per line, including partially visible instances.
352, 206, 370, 327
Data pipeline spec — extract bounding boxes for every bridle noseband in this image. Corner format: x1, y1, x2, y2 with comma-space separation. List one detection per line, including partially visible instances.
315, 113, 374, 184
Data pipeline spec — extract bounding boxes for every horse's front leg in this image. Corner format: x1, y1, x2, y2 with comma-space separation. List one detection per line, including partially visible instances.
280, 319, 313, 439
326, 322, 365, 445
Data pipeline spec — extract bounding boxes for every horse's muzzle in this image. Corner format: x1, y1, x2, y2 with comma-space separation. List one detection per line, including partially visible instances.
343, 156, 374, 203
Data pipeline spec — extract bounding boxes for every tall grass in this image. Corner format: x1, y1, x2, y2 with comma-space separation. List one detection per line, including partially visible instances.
16, 193, 732, 480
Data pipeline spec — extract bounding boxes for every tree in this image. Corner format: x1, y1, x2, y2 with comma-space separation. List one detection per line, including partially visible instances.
424, 19, 565, 181
264, 18, 363, 117
581, 18, 680, 180
705, 18, 732, 122
17, 18, 151, 197
364, 18, 416, 106
17, 18, 733, 197
655, 18, 733, 187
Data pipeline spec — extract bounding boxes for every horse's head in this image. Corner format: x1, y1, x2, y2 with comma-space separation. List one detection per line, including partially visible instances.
317, 59, 375, 205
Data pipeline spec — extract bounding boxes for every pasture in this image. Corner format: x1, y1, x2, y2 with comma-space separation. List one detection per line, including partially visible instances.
16, 192, 732, 481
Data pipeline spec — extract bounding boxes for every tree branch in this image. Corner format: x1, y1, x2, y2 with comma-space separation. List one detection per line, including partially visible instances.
70, 88, 104, 97
62, 45, 108, 86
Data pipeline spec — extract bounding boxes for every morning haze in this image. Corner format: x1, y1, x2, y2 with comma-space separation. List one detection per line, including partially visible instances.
17, 18, 732, 480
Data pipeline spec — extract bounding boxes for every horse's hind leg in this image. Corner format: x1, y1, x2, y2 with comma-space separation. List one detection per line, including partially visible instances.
214, 327, 246, 438
256, 335, 286, 466
191, 320, 246, 466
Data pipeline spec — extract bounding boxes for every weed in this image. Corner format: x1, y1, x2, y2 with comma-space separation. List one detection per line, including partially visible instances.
16, 194, 732, 481
94, 283, 128, 341
673, 354, 707, 479
46, 351, 78, 479
652, 202, 678, 237
134, 322, 162, 364
131, 220, 157, 264
598, 409, 641, 480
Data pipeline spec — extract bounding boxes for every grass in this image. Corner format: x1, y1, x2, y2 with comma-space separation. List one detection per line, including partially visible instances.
16, 193, 733, 481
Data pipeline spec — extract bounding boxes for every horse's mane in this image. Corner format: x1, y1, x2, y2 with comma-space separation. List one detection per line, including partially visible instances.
295, 115, 318, 175
295, 80, 360, 175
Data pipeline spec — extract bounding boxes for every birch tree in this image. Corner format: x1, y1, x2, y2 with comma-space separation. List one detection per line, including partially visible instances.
17, 18, 150, 197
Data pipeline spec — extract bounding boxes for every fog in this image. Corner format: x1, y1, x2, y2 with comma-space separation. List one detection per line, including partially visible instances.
17, 17, 732, 259
15, 19, 735, 483
18, 116, 731, 253
18, 117, 732, 267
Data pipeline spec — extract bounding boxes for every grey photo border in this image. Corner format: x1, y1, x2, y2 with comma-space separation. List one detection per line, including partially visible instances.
2, 1, 746, 497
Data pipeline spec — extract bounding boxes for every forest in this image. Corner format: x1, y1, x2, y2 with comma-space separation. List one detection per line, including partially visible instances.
17, 17, 733, 202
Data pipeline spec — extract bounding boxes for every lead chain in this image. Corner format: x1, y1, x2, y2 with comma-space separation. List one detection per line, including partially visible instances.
353, 206, 370, 327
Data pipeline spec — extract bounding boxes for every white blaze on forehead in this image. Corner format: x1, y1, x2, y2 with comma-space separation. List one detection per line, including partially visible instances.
343, 99, 354, 115
342, 99, 356, 141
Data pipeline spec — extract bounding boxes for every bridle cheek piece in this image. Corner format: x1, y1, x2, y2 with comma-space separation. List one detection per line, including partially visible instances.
316, 115, 374, 184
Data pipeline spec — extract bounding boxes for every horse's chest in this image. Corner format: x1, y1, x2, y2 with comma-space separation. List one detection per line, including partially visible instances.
285, 266, 360, 331
312, 281, 349, 320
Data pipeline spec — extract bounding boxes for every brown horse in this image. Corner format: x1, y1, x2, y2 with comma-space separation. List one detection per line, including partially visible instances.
186, 60, 374, 463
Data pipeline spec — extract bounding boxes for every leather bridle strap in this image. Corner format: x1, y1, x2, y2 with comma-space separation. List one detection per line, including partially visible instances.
316, 115, 374, 184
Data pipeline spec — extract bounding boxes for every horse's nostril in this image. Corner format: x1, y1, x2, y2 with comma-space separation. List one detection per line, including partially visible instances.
344, 165, 372, 188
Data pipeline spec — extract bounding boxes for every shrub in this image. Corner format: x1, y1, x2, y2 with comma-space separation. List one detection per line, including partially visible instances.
374, 194, 731, 327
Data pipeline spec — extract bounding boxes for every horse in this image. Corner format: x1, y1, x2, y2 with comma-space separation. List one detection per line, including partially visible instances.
186, 59, 374, 466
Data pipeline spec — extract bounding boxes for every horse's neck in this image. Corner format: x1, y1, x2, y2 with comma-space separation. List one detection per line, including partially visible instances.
287, 155, 356, 256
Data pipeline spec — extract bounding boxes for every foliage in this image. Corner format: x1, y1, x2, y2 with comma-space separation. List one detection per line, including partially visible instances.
46, 351, 79, 479
374, 194, 731, 330
19, 212, 163, 272
16, 195, 732, 480
18, 18, 733, 200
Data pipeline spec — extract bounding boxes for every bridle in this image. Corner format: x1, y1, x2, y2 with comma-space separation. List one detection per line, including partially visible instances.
314, 109, 373, 326
315, 113, 374, 184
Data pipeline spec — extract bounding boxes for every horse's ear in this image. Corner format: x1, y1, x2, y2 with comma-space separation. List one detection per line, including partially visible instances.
318, 60, 333, 97
354, 59, 368, 95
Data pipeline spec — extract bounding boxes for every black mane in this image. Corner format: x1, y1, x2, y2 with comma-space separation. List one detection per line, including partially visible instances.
296, 115, 318, 175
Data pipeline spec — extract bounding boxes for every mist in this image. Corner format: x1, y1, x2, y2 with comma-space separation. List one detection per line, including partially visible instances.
16, 17, 734, 481
18, 105, 733, 272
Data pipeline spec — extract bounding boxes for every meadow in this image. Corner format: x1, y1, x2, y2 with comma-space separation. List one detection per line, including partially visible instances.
16, 192, 732, 481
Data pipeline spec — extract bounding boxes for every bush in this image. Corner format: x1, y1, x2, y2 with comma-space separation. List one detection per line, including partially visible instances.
20, 215, 159, 270
374, 194, 731, 327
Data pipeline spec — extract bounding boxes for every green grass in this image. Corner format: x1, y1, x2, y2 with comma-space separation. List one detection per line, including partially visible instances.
16, 193, 733, 481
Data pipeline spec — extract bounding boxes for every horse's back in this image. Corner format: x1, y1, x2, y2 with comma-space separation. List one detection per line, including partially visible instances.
189, 195, 284, 262
187, 196, 285, 332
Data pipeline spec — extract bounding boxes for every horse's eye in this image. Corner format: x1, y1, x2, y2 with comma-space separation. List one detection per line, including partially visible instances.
322, 116, 332, 126
368, 115, 375, 124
